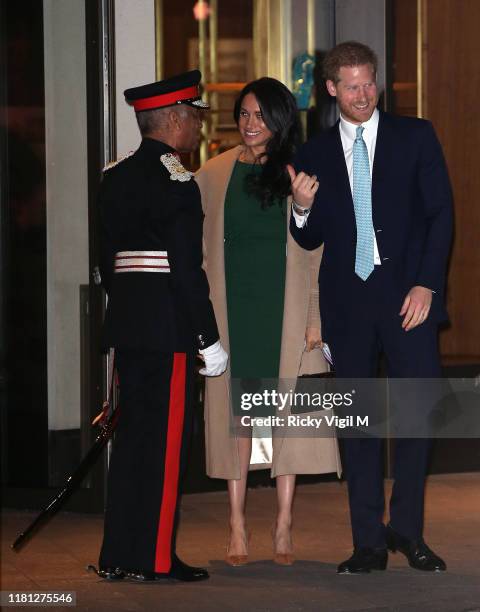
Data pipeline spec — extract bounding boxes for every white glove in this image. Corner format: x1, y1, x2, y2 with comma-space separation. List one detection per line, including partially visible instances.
199, 340, 228, 376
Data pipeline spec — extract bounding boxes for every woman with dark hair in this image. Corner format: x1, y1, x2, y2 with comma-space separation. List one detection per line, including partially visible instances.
196, 78, 340, 566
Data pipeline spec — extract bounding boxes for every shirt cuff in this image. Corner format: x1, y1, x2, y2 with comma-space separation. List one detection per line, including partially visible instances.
292, 204, 308, 228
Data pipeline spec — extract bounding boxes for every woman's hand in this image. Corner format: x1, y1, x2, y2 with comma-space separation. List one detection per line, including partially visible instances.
305, 326, 323, 352
287, 164, 319, 209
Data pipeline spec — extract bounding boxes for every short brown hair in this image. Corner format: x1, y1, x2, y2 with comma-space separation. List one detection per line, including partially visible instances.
323, 41, 378, 83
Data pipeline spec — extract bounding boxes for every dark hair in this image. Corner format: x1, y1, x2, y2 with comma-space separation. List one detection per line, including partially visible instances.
233, 77, 300, 208
323, 41, 378, 83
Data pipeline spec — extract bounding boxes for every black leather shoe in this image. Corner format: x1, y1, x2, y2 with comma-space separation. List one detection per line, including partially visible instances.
123, 570, 157, 582
124, 556, 209, 583
88, 565, 125, 580
167, 555, 209, 582
337, 548, 388, 574
386, 525, 446, 572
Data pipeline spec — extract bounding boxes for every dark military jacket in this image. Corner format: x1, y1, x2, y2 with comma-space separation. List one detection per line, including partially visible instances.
98, 137, 219, 352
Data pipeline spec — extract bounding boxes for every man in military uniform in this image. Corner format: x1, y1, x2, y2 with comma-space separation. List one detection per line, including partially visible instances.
96, 71, 228, 582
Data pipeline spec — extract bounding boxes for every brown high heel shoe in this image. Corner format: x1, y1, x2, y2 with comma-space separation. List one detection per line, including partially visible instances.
272, 523, 295, 566
225, 527, 250, 566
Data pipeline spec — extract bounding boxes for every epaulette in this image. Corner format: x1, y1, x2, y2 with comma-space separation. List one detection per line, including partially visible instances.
160, 153, 194, 182
102, 150, 135, 173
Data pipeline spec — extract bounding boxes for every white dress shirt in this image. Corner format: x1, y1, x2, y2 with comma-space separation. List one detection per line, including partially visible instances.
293, 108, 381, 265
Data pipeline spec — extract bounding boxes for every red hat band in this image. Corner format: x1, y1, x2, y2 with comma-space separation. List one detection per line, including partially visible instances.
130, 85, 200, 111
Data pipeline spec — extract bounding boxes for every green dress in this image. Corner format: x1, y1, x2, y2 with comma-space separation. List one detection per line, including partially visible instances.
224, 161, 286, 379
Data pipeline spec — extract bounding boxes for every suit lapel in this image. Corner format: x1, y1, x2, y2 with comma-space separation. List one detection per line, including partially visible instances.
326, 122, 354, 207
372, 111, 393, 198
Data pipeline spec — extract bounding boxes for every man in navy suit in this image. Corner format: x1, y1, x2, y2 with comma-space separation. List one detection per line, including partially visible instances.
288, 41, 452, 574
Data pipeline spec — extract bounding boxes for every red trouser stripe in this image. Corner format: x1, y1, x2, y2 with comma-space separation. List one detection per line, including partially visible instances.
154, 352, 187, 573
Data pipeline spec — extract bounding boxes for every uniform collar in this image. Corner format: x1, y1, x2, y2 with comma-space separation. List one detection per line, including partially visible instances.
139, 137, 177, 156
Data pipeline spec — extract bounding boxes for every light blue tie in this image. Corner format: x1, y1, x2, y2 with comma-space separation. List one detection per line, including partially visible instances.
352, 125, 374, 280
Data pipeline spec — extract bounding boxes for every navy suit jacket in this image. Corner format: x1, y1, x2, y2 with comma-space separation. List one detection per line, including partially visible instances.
290, 110, 453, 339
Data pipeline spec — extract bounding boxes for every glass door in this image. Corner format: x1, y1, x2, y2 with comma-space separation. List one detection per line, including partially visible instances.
1, 0, 111, 514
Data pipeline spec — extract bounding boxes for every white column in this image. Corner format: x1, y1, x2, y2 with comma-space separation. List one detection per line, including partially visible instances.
114, 0, 156, 157
43, 0, 89, 430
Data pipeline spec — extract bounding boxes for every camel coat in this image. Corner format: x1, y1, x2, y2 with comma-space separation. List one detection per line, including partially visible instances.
196, 146, 341, 479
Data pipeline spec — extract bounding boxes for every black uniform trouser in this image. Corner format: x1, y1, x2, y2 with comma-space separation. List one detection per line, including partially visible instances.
99, 349, 194, 573
324, 269, 441, 549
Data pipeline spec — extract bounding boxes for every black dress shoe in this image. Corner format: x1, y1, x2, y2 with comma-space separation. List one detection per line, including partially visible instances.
337, 548, 388, 574
167, 555, 209, 582
87, 565, 125, 580
386, 524, 446, 572
124, 556, 209, 583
